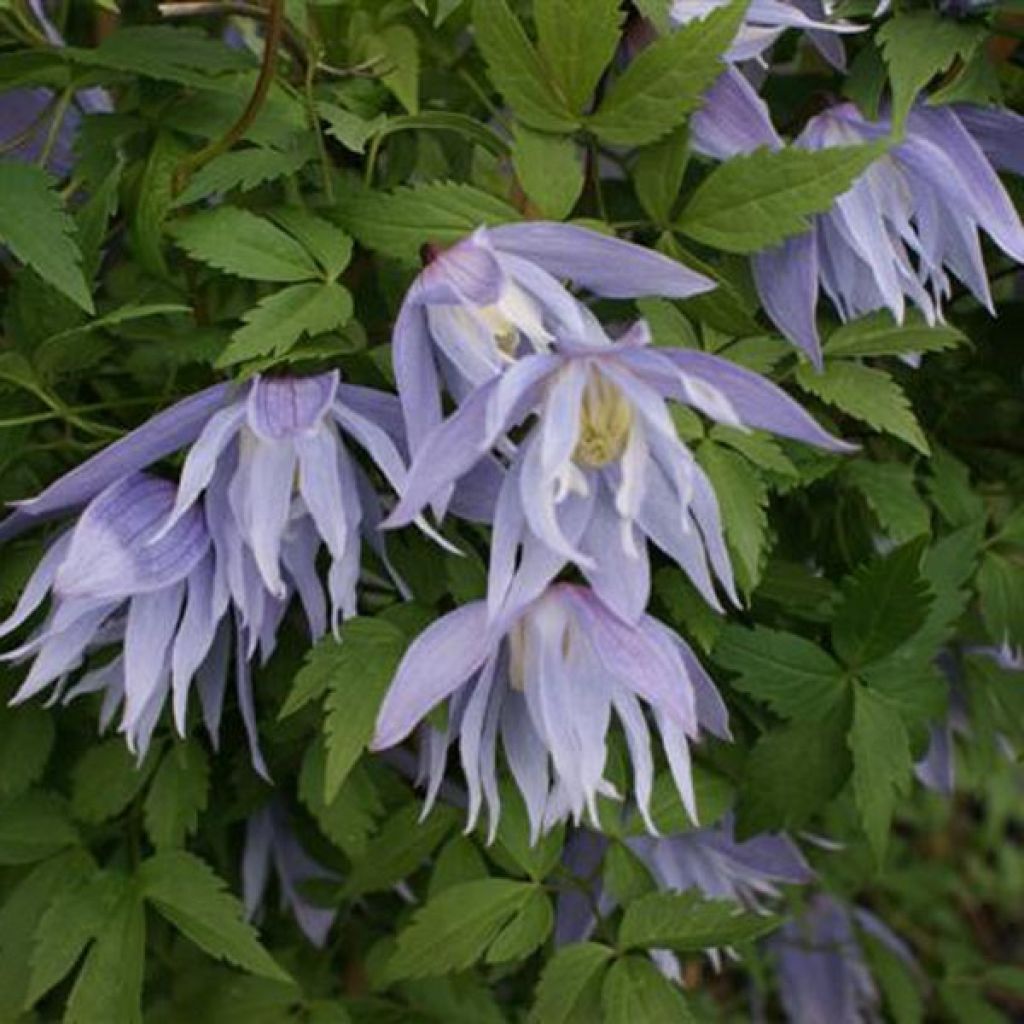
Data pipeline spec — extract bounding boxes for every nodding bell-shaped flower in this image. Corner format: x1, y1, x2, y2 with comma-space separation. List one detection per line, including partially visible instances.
243, 801, 339, 948
669, 0, 862, 69
392, 222, 716, 456
692, 86, 1024, 367
371, 583, 732, 843
0, 372, 412, 639
0, 474, 230, 759
770, 895, 919, 1024
386, 316, 853, 623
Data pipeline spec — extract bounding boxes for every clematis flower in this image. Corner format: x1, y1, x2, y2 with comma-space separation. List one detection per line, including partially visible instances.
0, 0, 112, 176
243, 801, 339, 948
0, 474, 232, 759
386, 317, 852, 623
392, 222, 716, 455
694, 90, 1024, 366
0, 373, 411, 636
371, 583, 732, 842
769, 895, 918, 1024
670, 0, 861, 69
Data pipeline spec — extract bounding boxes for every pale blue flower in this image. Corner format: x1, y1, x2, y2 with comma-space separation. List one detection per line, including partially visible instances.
392, 222, 716, 457
372, 583, 731, 841
387, 316, 852, 623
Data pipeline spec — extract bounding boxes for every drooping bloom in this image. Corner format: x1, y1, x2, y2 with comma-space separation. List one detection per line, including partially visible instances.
392, 222, 716, 454
694, 90, 1024, 366
372, 583, 732, 842
670, 0, 861, 68
243, 801, 339, 948
0, 474, 232, 759
387, 317, 852, 623
770, 895, 919, 1024
0, 373, 411, 636
0, 0, 112, 176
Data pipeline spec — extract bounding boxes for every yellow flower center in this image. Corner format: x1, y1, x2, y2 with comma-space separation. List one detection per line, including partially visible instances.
573, 373, 635, 469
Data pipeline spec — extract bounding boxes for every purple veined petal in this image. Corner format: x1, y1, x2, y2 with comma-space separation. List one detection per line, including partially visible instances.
692, 67, 783, 160
610, 687, 657, 833
196, 621, 230, 747
501, 689, 551, 844
235, 621, 270, 780
753, 232, 823, 367
914, 720, 955, 795
334, 383, 405, 445
487, 351, 563, 440
384, 379, 499, 529
554, 831, 606, 946
688, 456, 740, 606
0, 383, 232, 543
295, 426, 350, 561
246, 372, 339, 441
332, 402, 409, 497
326, 519, 362, 633
540, 362, 587, 473
656, 710, 699, 824
578, 479, 651, 625
486, 222, 717, 300
121, 583, 185, 754
271, 830, 339, 949
747, 0, 863, 32
393, 298, 444, 460
281, 517, 329, 641
954, 104, 1024, 177
373, 602, 493, 749
680, 635, 732, 740
659, 349, 855, 451
567, 588, 696, 733
62, 654, 124, 729
156, 404, 245, 537
0, 532, 72, 640
236, 439, 297, 597
636, 459, 724, 612
907, 105, 1024, 264
8, 606, 110, 705
414, 233, 506, 307
853, 908, 919, 971
458, 652, 501, 834
449, 456, 504, 524
493, 252, 588, 341
716, 829, 814, 885
55, 475, 211, 603
426, 305, 509, 390
242, 808, 274, 921
170, 554, 221, 734
351, 462, 411, 603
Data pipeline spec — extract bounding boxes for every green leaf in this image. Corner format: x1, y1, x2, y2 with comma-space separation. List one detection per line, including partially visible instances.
603, 842, 656, 905
710, 425, 798, 479
322, 617, 407, 801
714, 624, 847, 721
977, 551, 1024, 650
64, 879, 145, 1024
343, 802, 460, 898
0, 162, 92, 311
529, 942, 614, 1024
796, 360, 929, 454
485, 781, 566, 882
71, 739, 156, 824
849, 685, 912, 863
618, 891, 781, 951
169, 207, 320, 282
862, 929, 925, 1024
341, 182, 520, 264
472, 0, 578, 132
824, 311, 967, 359
172, 143, 315, 206
0, 704, 54, 799
533, 0, 624, 113
845, 461, 931, 544
737, 692, 853, 834
0, 791, 79, 865
634, 127, 691, 226
316, 101, 387, 154
678, 142, 886, 253
387, 879, 537, 980
697, 441, 770, 593
221, 281, 354, 365
267, 207, 353, 282
485, 888, 553, 963
138, 851, 290, 982
602, 956, 695, 1023
588, 0, 747, 146
512, 126, 584, 219
131, 131, 191, 279
27, 869, 121, 1006
367, 25, 420, 114
877, 12, 985, 129
832, 541, 934, 670
143, 741, 210, 850
429, 835, 489, 898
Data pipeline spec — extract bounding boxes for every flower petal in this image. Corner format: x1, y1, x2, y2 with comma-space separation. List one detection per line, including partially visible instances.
753, 231, 823, 367
247, 372, 339, 441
